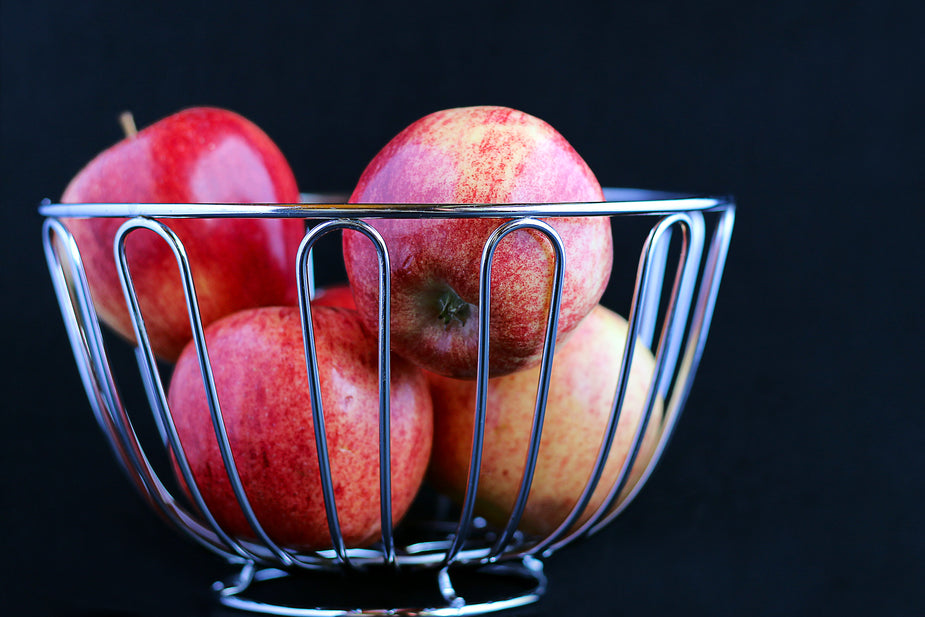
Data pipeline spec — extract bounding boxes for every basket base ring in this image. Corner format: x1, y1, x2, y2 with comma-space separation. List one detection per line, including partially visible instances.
212, 557, 547, 616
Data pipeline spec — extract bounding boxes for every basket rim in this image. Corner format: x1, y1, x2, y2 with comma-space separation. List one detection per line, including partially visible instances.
38, 187, 734, 219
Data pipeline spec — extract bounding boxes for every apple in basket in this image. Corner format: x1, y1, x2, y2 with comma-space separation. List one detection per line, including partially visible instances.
427, 305, 664, 536
311, 282, 357, 310
342, 105, 613, 379
166, 305, 433, 550
61, 107, 304, 362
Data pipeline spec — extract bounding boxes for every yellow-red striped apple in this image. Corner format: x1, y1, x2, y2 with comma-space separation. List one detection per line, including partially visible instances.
343, 106, 612, 379
427, 305, 663, 536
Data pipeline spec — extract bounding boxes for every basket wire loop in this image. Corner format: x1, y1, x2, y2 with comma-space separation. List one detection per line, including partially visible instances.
589, 203, 735, 535
42, 218, 242, 563
114, 217, 297, 567
295, 218, 398, 570
634, 224, 670, 352
442, 217, 566, 570
435, 556, 548, 616
580, 211, 704, 536
511, 212, 681, 558
42, 219, 128, 472
486, 219, 566, 562
540, 211, 705, 557
213, 560, 259, 600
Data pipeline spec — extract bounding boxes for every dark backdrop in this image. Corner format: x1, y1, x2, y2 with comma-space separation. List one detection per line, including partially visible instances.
2, 2, 922, 616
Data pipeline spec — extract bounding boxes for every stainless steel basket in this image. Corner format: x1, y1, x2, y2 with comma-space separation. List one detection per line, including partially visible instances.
39, 188, 735, 615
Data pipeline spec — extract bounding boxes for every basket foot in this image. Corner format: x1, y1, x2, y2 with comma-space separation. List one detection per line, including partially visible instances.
212, 557, 546, 616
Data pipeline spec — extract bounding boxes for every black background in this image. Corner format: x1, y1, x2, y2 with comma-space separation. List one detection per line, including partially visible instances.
2, 1, 923, 616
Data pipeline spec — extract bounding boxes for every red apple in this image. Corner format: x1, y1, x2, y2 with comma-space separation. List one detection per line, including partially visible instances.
61, 107, 304, 361
311, 282, 357, 310
342, 106, 613, 379
166, 305, 434, 550
427, 305, 663, 537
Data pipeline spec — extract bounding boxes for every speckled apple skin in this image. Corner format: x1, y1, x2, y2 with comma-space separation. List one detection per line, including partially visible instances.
61, 107, 304, 362
343, 106, 613, 379
166, 305, 434, 550
427, 305, 663, 537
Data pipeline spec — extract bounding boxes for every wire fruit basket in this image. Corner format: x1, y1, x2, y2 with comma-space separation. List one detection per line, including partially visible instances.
39, 188, 735, 615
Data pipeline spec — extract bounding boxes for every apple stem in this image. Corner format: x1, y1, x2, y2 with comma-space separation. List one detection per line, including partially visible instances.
119, 111, 138, 138
437, 289, 471, 327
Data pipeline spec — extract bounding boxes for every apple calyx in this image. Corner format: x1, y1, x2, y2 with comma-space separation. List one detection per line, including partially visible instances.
437, 288, 471, 327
